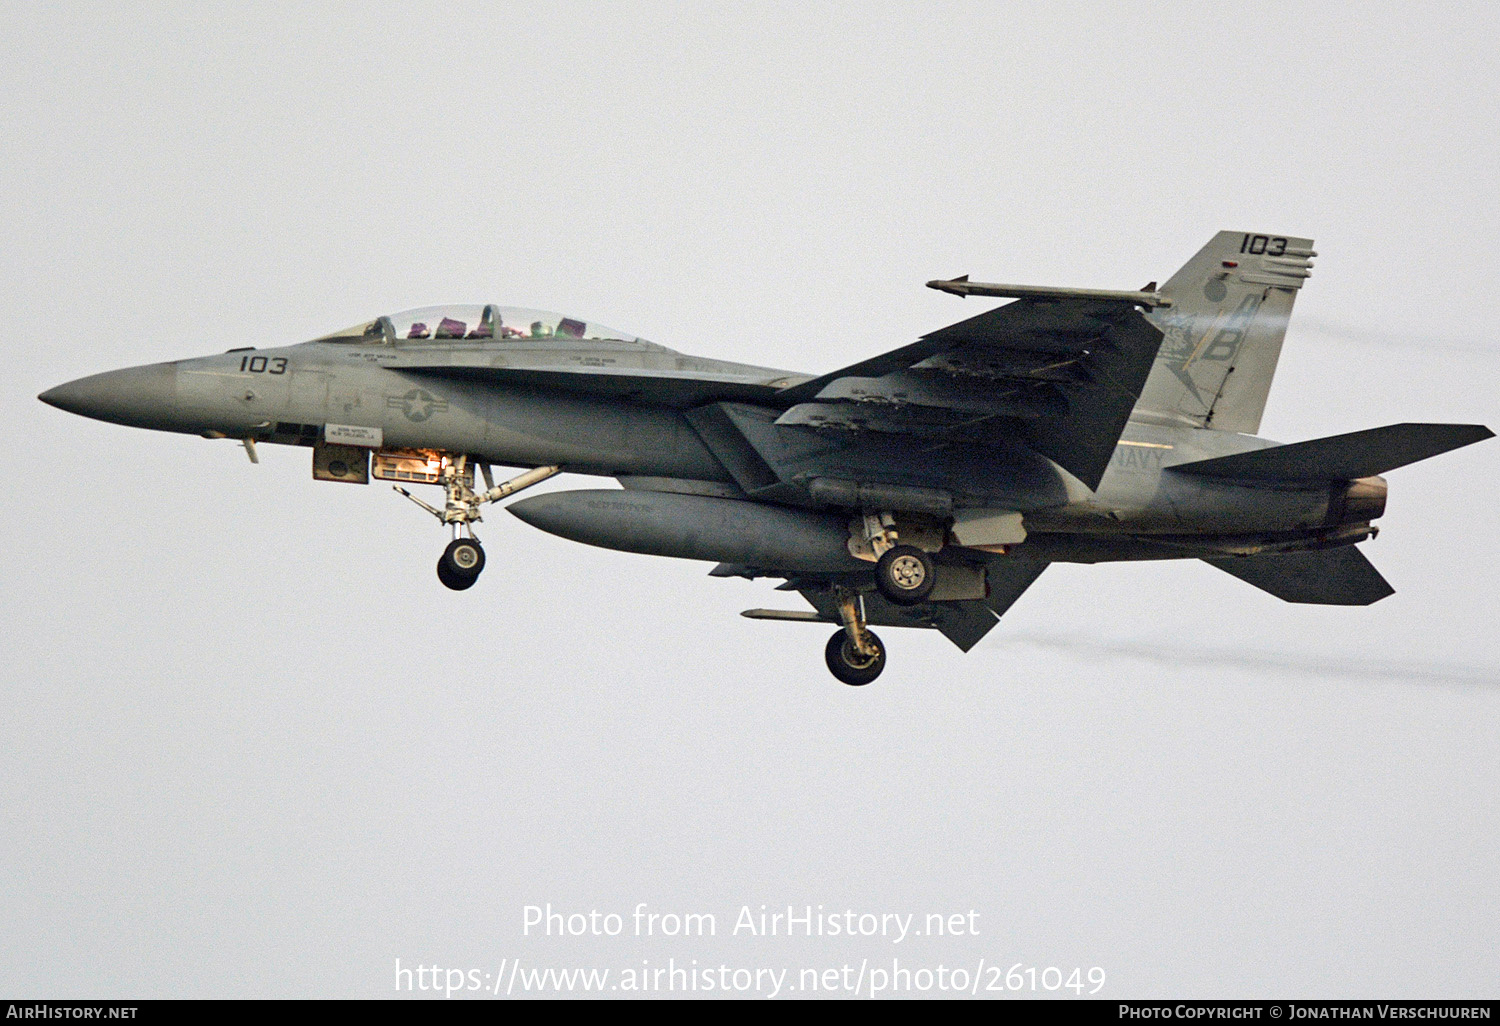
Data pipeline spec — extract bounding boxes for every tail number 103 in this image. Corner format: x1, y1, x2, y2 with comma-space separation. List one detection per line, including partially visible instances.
1240, 234, 1288, 256
239, 356, 288, 374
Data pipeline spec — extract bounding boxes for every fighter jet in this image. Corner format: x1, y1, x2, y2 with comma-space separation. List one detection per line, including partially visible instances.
39, 232, 1493, 684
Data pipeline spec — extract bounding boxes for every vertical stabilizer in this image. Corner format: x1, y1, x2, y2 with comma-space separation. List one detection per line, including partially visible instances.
1136, 231, 1314, 433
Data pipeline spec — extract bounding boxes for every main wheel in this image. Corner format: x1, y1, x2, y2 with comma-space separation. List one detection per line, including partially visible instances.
824, 628, 886, 686
875, 544, 935, 605
437, 538, 485, 591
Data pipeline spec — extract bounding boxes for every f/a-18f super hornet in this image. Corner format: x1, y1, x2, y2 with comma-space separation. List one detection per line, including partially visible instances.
39, 232, 1493, 684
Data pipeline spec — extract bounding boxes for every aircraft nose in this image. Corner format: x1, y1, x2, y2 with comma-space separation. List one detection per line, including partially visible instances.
38, 362, 181, 429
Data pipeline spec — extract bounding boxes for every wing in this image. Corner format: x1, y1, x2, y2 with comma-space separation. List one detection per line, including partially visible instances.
774, 299, 1164, 490
778, 559, 1048, 652
796, 589, 999, 651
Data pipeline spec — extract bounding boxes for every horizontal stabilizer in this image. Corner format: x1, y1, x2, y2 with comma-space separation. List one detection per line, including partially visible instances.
1170, 423, 1493, 480
1204, 546, 1394, 605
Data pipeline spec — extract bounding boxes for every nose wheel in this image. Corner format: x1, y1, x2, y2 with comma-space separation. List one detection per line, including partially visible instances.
393, 456, 560, 592
437, 536, 486, 591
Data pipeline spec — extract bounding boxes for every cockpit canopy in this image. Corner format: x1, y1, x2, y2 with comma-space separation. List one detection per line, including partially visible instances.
313, 305, 648, 345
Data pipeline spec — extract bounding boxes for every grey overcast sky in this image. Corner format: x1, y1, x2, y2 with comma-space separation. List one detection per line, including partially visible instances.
3, 2, 1498, 999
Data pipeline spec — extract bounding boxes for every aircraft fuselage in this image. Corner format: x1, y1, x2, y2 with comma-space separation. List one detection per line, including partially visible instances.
41, 338, 1370, 564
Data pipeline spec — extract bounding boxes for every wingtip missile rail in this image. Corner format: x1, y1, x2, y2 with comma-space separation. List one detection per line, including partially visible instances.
925, 275, 1172, 308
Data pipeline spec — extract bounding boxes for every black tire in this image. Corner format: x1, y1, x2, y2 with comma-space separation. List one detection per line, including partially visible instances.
875, 544, 935, 606
824, 628, 886, 686
440, 538, 486, 582
436, 558, 476, 591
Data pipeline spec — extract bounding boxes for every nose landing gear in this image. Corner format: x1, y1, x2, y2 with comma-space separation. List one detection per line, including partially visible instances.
393, 455, 558, 590
437, 536, 486, 591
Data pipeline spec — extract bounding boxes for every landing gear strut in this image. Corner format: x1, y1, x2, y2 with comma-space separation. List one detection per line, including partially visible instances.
394, 456, 559, 590
852, 511, 940, 607
823, 587, 886, 685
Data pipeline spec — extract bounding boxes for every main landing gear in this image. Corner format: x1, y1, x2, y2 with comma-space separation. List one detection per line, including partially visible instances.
823, 587, 886, 686
855, 511, 939, 607
394, 455, 558, 591
808, 509, 953, 683
875, 545, 935, 605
